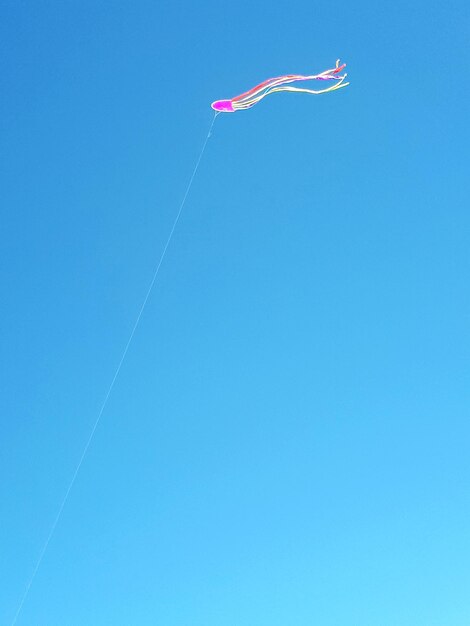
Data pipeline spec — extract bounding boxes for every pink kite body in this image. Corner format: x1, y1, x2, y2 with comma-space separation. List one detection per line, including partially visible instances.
211, 59, 348, 113
212, 99, 235, 113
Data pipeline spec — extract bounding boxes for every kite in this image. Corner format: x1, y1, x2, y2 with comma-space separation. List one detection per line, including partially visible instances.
211, 59, 348, 113
11, 56, 351, 626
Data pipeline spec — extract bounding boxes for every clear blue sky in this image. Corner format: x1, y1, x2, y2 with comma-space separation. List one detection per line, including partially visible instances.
1, 0, 469, 624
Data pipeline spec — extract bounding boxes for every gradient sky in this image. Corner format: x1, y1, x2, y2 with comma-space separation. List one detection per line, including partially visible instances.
1, 0, 469, 624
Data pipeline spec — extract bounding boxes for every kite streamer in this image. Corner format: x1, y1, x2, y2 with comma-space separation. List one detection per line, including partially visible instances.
211, 59, 348, 112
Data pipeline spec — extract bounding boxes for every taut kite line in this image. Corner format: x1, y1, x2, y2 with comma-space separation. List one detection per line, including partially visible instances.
211, 59, 348, 113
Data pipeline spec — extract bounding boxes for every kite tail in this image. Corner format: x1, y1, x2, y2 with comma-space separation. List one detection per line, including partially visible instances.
232, 59, 348, 111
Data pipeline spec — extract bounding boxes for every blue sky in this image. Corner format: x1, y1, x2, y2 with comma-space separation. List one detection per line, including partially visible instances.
1, 0, 469, 624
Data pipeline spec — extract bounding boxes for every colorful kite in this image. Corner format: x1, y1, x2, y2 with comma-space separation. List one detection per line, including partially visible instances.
211, 59, 348, 113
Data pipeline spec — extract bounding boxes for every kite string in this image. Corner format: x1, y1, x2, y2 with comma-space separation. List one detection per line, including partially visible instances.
10, 111, 218, 626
